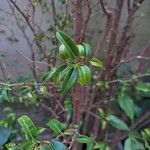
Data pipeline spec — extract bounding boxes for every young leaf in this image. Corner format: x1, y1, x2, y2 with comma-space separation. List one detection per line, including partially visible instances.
82, 42, 92, 58
118, 94, 134, 120
78, 65, 91, 86
59, 44, 69, 60
106, 115, 129, 131
61, 67, 78, 93
47, 119, 64, 134
90, 57, 103, 67
56, 31, 79, 59
17, 115, 38, 141
124, 137, 144, 150
76, 135, 93, 144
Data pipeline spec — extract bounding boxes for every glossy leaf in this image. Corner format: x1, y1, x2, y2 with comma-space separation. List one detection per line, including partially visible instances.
90, 57, 103, 67
42, 68, 56, 82
49, 140, 68, 150
82, 42, 91, 58
59, 44, 69, 60
118, 94, 134, 120
56, 31, 79, 59
17, 115, 38, 141
78, 65, 91, 86
52, 65, 68, 84
124, 137, 144, 150
0, 128, 11, 146
106, 115, 129, 131
47, 119, 64, 134
76, 135, 93, 144
61, 67, 78, 93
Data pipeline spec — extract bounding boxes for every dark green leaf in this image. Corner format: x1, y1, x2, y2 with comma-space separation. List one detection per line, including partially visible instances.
49, 140, 68, 150
61, 67, 78, 93
118, 94, 134, 120
42, 68, 56, 82
52, 65, 67, 83
106, 115, 129, 131
90, 57, 103, 67
56, 31, 79, 59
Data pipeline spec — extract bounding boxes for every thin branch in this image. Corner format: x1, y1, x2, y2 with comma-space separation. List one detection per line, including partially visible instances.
111, 55, 150, 72
16, 49, 51, 68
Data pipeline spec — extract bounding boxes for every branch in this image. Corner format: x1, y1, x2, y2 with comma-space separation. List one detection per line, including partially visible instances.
16, 49, 51, 68
111, 55, 150, 72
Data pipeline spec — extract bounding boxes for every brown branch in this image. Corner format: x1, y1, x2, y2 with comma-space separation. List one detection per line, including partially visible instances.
73, 0, 83, 43
111, 55, 150, 72
80, 0, 91, 42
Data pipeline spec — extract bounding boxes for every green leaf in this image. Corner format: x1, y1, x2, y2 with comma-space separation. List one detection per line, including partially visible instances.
59, 44, 69, 60
56, 31, 79, 59
135, 82, 150, 92
106, 115, 129, 131
76, 135, 93, 144
124, 137, 144, 150
27, 91, 36, 104
52, 65, 67, 83
64, 98, 73, 121
78, 65, 91, 86
47, 119, 64, 134
39, 86, 48, 97
17, 115, 38, 141
61, 67, 78, 93
82, 42, 91, 58
42, 68, 56, 82
90, 57, 103, 67
118, 94, 134, 120
49, 140, 68, 150
94, 141, 111, 150
0, 128, 11, 146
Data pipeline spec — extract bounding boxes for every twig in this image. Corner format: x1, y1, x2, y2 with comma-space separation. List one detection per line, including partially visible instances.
16, 49, 51, 67
111, 55, 150, 72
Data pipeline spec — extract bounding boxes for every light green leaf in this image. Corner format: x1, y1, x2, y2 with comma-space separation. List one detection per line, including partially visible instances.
90, 57, 103, 67
135, 82, 150, 92
78, 65, 91, 86
61, 67, 78, 93
59, 44, 69, 60
118, 94, 134, 120
82, 42, 91, 58
124, 137, 144, 150
76, 135, 93, 144
17, 115, 38, 141
27, 91, 36, 104
56, 31, 79, 59
47, 119, 64, 134
106, 115, 129, 131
